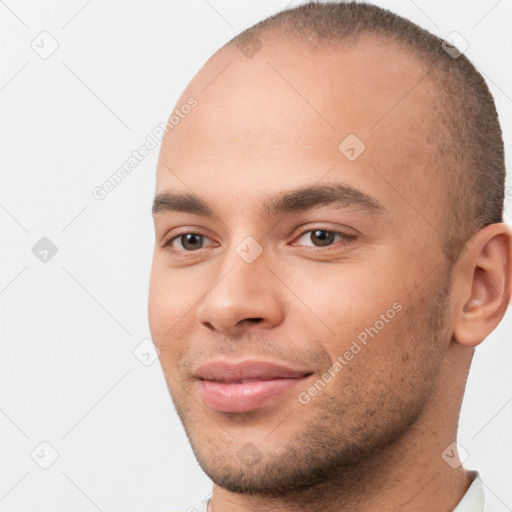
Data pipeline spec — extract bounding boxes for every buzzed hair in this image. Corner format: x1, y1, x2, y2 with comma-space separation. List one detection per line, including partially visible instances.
223, 1, 505, 263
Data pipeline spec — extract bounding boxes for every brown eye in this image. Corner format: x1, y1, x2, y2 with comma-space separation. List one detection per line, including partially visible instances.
294, 229, 353, 248
164, 232, 214, 251
310, 230, 335, 246
179, 233, 205, 250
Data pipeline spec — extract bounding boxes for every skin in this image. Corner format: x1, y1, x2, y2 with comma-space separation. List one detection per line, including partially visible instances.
148, 33, 512, 512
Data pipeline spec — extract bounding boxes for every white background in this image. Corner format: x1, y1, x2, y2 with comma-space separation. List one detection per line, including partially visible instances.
0, 1, 511, 511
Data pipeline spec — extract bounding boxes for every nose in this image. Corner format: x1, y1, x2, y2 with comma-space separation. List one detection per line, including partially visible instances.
195, 246, 286, 336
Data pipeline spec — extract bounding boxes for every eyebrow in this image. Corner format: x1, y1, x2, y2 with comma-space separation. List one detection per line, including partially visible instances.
152, 183, 385, 217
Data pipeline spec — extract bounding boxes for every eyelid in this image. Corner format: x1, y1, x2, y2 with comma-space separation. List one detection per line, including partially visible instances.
160, 228, 215, 249
290, 226, 358, 246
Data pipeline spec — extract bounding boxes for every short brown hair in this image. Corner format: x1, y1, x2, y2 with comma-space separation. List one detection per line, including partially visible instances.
224, 1, 505, 262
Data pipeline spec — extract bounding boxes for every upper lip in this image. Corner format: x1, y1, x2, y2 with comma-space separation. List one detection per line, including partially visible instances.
194, 360, 313, 383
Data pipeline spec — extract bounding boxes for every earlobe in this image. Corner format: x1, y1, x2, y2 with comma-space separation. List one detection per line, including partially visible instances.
453, 223, 512, 347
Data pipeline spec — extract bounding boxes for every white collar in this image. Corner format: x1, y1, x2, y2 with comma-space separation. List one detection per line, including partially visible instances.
452, 471, 484, 512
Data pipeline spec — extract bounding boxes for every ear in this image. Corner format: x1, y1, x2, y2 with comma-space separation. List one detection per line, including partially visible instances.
452, 222, 512, 347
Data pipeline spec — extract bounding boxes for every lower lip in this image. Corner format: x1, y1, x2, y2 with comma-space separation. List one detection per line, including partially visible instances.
198, 377, 310, 413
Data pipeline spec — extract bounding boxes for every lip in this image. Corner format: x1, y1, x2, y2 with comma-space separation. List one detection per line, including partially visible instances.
195, 360, 313, 413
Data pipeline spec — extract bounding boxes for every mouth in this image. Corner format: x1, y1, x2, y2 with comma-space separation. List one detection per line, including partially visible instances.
194, 360, 314, 413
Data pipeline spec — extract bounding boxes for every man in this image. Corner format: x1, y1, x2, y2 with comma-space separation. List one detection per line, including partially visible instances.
148, 2, 511, 511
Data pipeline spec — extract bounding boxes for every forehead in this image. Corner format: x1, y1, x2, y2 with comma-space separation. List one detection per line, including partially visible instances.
156, 34, 441, 215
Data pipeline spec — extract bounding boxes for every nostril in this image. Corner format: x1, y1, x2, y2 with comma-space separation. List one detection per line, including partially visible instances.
248, 318, 263, 323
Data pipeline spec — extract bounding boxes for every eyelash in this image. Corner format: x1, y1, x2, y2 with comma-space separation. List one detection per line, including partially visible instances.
292, 228, 357, 249
161, 227, 356, 253
161, 229, 213, 251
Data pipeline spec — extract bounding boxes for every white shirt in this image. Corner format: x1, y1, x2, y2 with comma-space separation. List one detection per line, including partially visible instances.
193, 471, 485, 512
453, 471, 485, 512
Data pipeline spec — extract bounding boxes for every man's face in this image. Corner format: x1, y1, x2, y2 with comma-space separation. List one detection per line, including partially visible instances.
149, 35, 454, 494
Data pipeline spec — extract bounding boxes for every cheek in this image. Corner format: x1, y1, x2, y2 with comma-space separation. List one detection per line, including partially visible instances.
288, 265, 400, 344
148, 264, 188, 349
148, 259, 197, 322
310, 309, 430, 422
148, 265, 169, 338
